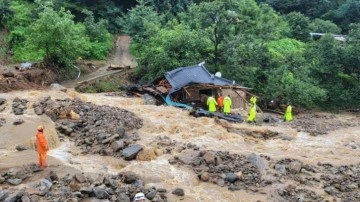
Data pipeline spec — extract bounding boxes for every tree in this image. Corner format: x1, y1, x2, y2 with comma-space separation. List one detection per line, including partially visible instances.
132, 23, 212, 82
309, 18, 342, 34
0, 0, 13, 29
117, 0, 163, 40
179, 0, 261, 67
82, 9, 112, 59
284, 12, 311, 42
15, 1, 88, 68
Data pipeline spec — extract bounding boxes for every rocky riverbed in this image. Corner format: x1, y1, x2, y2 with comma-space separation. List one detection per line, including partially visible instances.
0, 90, 359, 202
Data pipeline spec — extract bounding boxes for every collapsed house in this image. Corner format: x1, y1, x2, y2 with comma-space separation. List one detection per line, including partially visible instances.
128, 62, 251, 122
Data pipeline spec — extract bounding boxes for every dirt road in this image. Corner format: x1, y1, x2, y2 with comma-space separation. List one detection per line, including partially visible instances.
61, 35, 137, 88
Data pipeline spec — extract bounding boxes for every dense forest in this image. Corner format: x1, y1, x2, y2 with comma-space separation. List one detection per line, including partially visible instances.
0, 0, 359, 110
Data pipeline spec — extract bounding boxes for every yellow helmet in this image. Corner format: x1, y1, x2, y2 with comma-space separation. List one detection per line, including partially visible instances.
37, 125, 44, 131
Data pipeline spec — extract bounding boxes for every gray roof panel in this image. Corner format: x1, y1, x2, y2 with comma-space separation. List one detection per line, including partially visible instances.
164, 63, 237, 93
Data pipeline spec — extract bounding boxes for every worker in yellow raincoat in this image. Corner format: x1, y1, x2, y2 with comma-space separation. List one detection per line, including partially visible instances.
247, 96, 257, 123
207, 96, 217, 112
223, 95, 232, 115
284, 105, 293, 121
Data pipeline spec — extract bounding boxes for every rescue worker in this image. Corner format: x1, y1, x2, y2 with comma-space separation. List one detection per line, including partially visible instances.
223, 95, 232, 115
247, 96, 257, 123
284, 105, 293, 121
217, 93, 224, 112
35, 125, 49, 168
250, 96, 257, 105
133, 192, 146, 202
207, 95, 218, 112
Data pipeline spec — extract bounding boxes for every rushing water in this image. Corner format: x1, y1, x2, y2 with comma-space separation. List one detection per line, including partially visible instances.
0, 89, 359, 201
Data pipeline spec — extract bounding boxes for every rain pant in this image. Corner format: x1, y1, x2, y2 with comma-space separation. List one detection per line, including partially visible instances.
223, 96, 232, 114
207, 97, 218, 112
36, 131, 49, 168
247, 104, 257, 122
284, 105, 293, 121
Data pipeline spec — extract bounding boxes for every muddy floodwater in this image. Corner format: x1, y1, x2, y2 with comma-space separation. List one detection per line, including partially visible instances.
0, 89, 359, 202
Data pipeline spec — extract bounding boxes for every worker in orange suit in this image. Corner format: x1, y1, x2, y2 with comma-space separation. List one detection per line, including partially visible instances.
36, 125, 49, 168
217, 93, 224, 112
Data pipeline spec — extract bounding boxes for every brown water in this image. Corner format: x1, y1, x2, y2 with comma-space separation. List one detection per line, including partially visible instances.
1, 89, 359, 201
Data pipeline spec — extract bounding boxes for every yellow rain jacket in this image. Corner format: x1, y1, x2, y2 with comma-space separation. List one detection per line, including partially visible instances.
284, 105, 293, 121
207, 96, 218, 112
223, 96, 232, 114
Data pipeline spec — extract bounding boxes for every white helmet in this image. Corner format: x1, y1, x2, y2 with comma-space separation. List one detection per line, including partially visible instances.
134, 192, 146, 201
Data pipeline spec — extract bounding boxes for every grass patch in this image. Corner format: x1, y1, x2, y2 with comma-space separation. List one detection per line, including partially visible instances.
77, 77, 124, 93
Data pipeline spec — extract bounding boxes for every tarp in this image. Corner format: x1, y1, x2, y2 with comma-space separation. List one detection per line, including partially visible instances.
164, 63, 237, 94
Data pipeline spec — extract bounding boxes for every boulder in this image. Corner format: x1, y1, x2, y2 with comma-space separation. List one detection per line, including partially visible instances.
289, 161, 302, 174
15, 145, 29, 151
111, 140, 125, 152
13, 117, 24, 125
50, 83, 67, 92
7, 178, 22, 186
203, 151, 215, 165
172, 188, 184, 196
122, 144, 142, 160
93, 188, 109, 199
225, 173, 238, 183
0, 98, 6, 105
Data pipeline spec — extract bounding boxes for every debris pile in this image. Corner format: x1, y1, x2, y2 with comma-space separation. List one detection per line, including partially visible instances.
0, 163, 169, 201
33, 97, 144, 160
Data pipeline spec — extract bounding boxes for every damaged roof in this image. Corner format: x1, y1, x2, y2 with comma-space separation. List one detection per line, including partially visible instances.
164, 62, 243, 93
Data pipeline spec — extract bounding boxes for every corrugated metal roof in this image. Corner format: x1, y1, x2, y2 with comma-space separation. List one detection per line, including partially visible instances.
164, 63, 239, 93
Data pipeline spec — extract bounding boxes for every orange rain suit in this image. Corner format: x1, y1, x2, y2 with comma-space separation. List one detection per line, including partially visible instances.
36, 130, 49, 168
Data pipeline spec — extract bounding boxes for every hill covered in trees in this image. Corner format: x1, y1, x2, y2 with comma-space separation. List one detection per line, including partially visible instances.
0, 0, 359, 110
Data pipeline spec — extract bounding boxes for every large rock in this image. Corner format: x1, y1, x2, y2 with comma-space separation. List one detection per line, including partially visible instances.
111, 140, 124, 152
225, 173, 238, 183
247, 153, 268, 174
122, 144, 142, 160
0, 98, 6, 105
13, 117, 24, 125
3, 190, 24, 202
3, 70, 14, 77
143, 94, 157, 105
15, 145, 29, 151
275, 164, 287, 175
50, 83, 67, 92
289, 161, 302, 174
93, 187, 110, 199
175, 150, 200, 165
7, 178, 22, 186
203, 151, 216, 164
122, 171, 139, 184
172, 188, 184, 196
117, 193, 130, 202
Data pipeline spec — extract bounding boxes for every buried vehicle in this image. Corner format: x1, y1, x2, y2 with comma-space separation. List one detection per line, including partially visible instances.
127, 62, 251, 122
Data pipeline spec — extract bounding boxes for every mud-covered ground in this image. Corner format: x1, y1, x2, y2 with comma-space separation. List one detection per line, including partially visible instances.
0, 90, 359, 202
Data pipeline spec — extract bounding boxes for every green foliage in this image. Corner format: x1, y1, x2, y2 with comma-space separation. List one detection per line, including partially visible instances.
266, 38, 305, 63
0, 0, 13, 28
6, 0, 33, 48
261, 68, 327, 108
132, 23, 213, 82
82, 9, 113, 59
81, 79, 123, 93
324, 0, 360, 32
284, 12, 311, 41
15, 1, 88, 67
117, 1, 163, 40
309, 19, 342, 34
